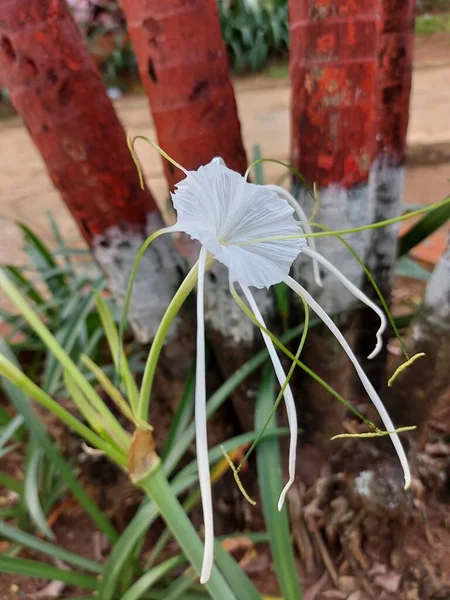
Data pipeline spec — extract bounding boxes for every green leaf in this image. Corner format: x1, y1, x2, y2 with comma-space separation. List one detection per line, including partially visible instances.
42, 288, 97, 394
0, 521, 102, 573
214, 542, 262, 600
0, 555, 100, 589
256, 370, 302, 600
121, 556, 183, 600
16, 222, 66, 295
0, 414, 24, 448
0, 471, 22, 495
398, 196, 450, 257
24, 443, 55, 540
161, 363, 195, 460
0, 339, 119, 543
3, 265, 45, 306
95, 293, 139, 413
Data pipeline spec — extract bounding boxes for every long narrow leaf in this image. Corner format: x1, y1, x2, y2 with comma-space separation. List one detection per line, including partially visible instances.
0, 270, 130, 450
214, 542, 262, 600
255, 370, 302, 600
43, 289, 97, 394
121, 556, 183, 600
17, 222, 67, 295
95, 293, 139, 412
162, 363, 195, 459
398, 196, 450, 257
0, 414, 24, 448
24, 443, 55, 539
0, 339, 119, 542
0, 521, 102, 574
0, 555, 99, 589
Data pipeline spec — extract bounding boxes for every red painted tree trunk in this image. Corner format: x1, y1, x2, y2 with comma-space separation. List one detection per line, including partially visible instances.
121, 0, 248, 189
288, 0, 414, 477
356, 0, 415, 387
289, 0, 381, 471
121, 0, 273, 433
0, 0, 181, 343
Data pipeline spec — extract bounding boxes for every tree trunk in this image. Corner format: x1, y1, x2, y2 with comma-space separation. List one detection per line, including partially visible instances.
355, 0, 415, 393
120, 0, 247, 190
385, 236, 450, 440
0, 0, 182, 345
121, 0, 273, 431
288, 0, 379, 470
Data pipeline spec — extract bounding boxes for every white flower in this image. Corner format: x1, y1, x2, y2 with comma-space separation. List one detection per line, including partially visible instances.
165, 158, 410, 584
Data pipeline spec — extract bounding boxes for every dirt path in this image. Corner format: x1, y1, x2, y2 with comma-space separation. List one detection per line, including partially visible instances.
1, 35, 449, 268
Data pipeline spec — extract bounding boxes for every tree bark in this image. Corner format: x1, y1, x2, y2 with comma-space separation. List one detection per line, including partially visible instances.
120, 0, 247, 190
0, 0, 182, 344
288, 0, 379, 467
355, 0, 415, 393
121, 0, 274, 430
385, 237, 450, 438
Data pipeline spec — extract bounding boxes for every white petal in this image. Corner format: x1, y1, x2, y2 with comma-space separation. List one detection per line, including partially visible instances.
172, 161, 306, 289
195, 246, 214, 583
265, 184, 323, 288
302, 246, 387, 359
240, 283, 298, 509
284, 276, 411, 490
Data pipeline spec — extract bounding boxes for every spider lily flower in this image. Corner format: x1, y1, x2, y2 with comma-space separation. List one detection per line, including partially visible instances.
141, 156, 410, 584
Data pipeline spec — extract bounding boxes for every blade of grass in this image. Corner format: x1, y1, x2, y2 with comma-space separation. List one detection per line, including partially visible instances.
121, 556, 183, 600
4, 265, 45, 306
42, 288, 97, 394
0, 356, 127, 466
0, 521, 102, 574
0, 472, 22, 495
214, 541, 262, 600
24, 443, 55, 540
255, 370, 302, 600
398, 198, 450, 257
17, 222, 67, 295
161, 363, 195, 459
0, 339, 119, 543
0, 270, 130, 450
0, 414, 24, 448
95, 293, 139, 413
0, 555, 100, 589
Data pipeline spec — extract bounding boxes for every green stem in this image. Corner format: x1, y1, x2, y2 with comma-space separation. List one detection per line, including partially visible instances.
137, 263, 199, 422
136, 463, 236, 600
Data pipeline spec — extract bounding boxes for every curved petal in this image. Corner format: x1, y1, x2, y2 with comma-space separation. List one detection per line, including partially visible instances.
302, 246, 387, 359
284, 276, 411, 490
195, 246, 214, 583
265, 184, 323, 288
240, 283, 298, 509
172, 161, 306, 288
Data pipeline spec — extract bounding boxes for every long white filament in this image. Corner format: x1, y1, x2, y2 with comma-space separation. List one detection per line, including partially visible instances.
195, 246, 214, 583
264, 184, 323, 288
285, 276, 411, 490
240, 283, 298, 510
302, 246, 387, 359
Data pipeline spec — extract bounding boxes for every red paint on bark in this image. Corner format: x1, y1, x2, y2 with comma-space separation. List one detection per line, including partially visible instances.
121, 0, 247, 190
0, 0, 157, 242
289, 0, 380, 187
375, 0, 415, 163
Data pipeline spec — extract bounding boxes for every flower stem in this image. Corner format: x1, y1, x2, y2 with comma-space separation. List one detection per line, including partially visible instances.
130, 434, 235, 600
137, 263, 199, 422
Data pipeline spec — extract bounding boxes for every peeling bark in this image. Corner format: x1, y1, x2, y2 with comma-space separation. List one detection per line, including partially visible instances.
0, 0, 182, 343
